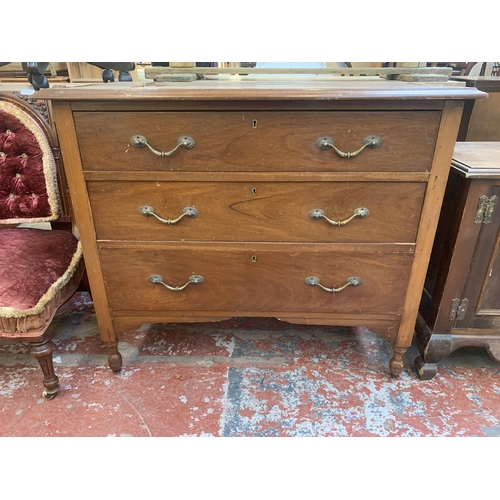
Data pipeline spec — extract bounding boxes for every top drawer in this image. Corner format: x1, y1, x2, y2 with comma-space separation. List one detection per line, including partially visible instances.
73, 111, 440, 172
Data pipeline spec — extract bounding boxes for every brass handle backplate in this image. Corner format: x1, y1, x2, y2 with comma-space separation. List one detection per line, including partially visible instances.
305, 276, 362, 293
316, 135, 381, 158
309, 207, 370, 226
148, 274, 204, 292
139, 206, 198, 225
130, 135, 195, 156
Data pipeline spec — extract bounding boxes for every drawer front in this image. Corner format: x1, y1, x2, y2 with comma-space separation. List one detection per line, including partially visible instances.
74, 111, 440, 172
99, 244, 414, 315
88, 181, 425, 243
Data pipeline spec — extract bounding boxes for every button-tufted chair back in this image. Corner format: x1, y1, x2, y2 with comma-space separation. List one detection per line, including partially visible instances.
0, 95, 61, 224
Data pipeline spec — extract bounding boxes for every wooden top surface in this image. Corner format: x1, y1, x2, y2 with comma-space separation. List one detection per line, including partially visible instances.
29, 77, 487, 101
452, 142, 500, 178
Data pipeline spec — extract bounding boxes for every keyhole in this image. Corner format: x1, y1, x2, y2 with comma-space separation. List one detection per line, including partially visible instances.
252, 256, 257, 263
253, 120, 258, 129
252, 187, 257, 196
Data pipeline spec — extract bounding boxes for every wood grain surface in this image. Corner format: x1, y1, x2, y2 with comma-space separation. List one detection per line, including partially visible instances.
98, 243, 414, 315
74, 110, 440, 172
31, 78, 487, 102
87, 180, 425, 243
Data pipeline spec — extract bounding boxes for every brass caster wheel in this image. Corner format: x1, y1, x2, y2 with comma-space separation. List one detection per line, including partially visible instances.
42, 385, 60, 400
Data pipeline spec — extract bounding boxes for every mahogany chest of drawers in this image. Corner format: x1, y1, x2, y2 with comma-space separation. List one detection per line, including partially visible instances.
37, 79, 484, 376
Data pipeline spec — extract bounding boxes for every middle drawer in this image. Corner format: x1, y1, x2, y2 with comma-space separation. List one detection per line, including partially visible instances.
87, 181, 425, 243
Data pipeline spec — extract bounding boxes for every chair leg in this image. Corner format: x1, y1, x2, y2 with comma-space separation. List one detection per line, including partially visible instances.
30, 338, 60, 400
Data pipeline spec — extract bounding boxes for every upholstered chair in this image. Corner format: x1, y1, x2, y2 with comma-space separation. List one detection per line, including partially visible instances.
0, 92, 84, 399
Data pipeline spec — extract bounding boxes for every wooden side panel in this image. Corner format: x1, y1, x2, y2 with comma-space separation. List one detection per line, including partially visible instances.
396, 100, 465, 349
50, 101, 116, 343
420, 172, 474, 331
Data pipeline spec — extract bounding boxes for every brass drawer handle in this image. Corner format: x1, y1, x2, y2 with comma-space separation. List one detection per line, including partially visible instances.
130, 135, 195, 156
316, 135, 381, 158
305, 276, 362, 293
148, 274, 204, 292
139, 205, 198, 225
309, 207, 370, 226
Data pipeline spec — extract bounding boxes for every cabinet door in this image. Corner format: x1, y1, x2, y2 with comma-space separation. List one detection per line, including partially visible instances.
456, 182, 500, 329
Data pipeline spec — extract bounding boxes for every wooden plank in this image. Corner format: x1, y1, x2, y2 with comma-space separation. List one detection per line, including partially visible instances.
69, 99, 446, 112
69, 78, 109, 84
144, 66, 454, 77
396, 74, 449, 82
32, 80, 485, 102
155, 73, 198, 82
111, 314, 401, 342
0, 77, 68, 83
83, 170, 430, 182
98, 241, 415, 253
395, 62, 427, 68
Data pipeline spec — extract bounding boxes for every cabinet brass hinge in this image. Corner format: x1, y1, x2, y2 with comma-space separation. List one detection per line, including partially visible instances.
474, 195, 497, 224
449, 298, 469, 321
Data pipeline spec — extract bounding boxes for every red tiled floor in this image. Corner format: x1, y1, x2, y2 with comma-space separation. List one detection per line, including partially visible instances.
1, 292, 500, 437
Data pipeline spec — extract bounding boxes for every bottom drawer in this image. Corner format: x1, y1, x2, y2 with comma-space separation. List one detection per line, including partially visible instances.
99, 243, 414, 315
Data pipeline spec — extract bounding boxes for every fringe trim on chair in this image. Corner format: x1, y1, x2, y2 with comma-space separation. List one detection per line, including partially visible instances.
0, 241, 82, 320
0, 256, 85, 339
0, 100, 60, 224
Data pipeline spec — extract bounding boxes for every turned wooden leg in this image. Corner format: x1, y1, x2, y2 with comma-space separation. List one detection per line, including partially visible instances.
106, 341, 122, 372
30, 338, 60, 400
389, 345, 407, 376
414, 333, 453, 380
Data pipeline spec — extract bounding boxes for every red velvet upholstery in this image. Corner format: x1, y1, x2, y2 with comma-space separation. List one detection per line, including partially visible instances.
0, 228, 79, 311
0, 102, 59, 223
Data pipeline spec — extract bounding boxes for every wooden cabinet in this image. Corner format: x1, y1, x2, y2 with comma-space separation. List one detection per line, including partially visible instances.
453, 77, 500, 141
416, 142, 500, 378
38, 79, 484, 376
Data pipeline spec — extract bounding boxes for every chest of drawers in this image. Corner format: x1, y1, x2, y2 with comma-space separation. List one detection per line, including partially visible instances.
39, 79, 484, 376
